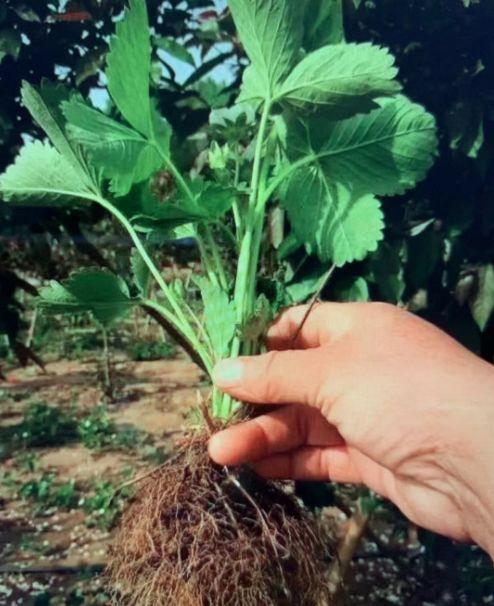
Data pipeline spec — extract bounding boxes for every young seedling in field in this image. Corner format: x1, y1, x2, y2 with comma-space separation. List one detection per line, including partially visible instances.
0, 0, 437, 603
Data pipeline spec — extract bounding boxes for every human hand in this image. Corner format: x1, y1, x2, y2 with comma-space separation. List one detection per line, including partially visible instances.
209, 303, 494, 559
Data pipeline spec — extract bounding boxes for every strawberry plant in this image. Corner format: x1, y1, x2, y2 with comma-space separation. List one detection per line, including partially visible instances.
0, 0, 438, 604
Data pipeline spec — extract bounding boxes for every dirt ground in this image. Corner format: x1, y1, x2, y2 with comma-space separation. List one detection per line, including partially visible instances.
0, 353, 203, 605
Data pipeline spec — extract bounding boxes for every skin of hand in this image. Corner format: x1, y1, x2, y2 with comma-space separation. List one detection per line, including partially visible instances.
209, 303, 494, 559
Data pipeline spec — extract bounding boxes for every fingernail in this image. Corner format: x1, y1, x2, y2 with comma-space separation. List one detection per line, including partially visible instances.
213, 359, 244, 386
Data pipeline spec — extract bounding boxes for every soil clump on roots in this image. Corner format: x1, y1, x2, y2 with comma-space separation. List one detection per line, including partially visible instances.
108, 432, 334, 606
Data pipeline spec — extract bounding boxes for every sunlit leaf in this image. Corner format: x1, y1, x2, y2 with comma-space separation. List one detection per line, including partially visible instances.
283, 174, 384, 266
63, 98, 171, 196
277, 43, 401, 118
0, 141, 95, 206
21, 82, 96, 191
287, 95, 438, 196
228, 0, 304, 99
106, 0, 153, 136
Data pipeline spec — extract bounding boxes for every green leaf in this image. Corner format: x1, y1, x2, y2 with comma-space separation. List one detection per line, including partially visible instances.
106, 0, 152, 136
196, 278, 236, 357
286, 264, 330, 303
287, 95, 438, 196
156, 37, 195, 66
131, 248, 151, 296
118, 180, 234, 231
283, 174, 384, 266
21, 82, 96, 191
406, 228, 443, 289
333, 276, 370, 302
369, 242, 405, 303
470, 265, 494, 332
447, 100, 484, 159
63, 98, 170, 197
210, 104, 256, 129
228, 0, 304, 99
210, 103, 256, 142
277, 232, 302, 260
38, 270, 136, 327
193, 78, 230, 109
238, 65, 268, 104
0, 141, 96, 206
209, 142, 231, 170
190, 180, 235, 218
0, 29, 21, 63
276, 43, 401, 118
303, 0, 345, 49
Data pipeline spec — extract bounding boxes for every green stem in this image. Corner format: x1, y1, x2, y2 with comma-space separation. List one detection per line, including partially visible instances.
96, 197, 181, 315
232, 147, 242, 238
233, 100, 272, 321
215, 222, 237, 250
144, 299, 213, 374
153, 142, 195, 201
153, 142, 228, 292
93, 195, 211, 372
203, 225, 228, 290
244, 136, 277, 311
196, 229, 220, 287
216, 100, 273, 419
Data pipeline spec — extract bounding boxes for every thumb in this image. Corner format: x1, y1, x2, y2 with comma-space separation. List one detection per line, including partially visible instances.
213, 349, 328, 407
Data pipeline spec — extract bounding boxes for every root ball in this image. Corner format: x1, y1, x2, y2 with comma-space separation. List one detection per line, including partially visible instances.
108, 434, 334, 606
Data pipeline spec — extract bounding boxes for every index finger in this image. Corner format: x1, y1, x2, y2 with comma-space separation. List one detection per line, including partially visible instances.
267, 303, 356, 351
208, 404, 344, 467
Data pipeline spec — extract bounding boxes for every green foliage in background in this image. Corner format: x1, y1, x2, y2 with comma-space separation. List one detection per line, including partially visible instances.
15, 401, 143, 452
17, 402, 78, 447
344, 0, 494, 357
130, 339, 176, 361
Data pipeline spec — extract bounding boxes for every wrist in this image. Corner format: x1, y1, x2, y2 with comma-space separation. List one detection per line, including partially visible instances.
445, 372, 494, 559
